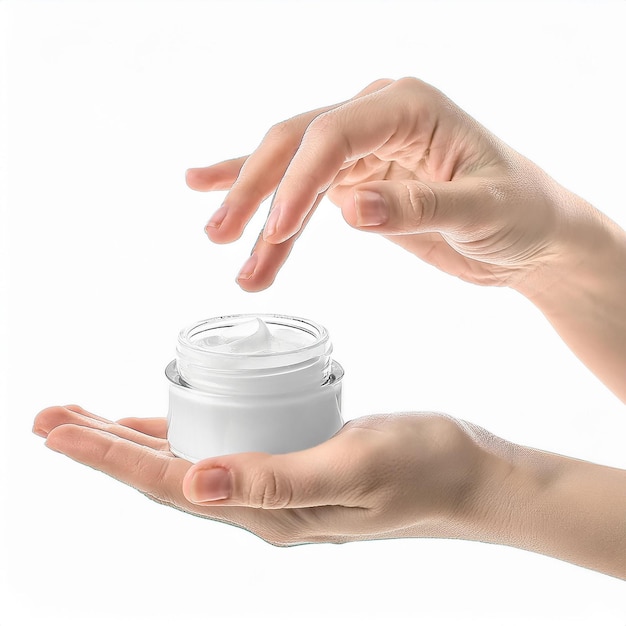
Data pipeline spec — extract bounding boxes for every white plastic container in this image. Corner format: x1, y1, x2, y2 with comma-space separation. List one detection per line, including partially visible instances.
166, 314, 344, 463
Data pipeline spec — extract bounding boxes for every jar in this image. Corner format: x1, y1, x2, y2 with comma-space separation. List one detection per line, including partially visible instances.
165, 313, 344, 463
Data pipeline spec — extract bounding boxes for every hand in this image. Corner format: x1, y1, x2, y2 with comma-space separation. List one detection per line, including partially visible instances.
187, 77, 581, 294
33, 405, 487, 544
188, 77, 626, 401
33, 406, 626, 577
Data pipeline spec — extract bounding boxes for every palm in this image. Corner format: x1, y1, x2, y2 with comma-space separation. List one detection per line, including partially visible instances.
32, 405, 385, 544
33, 405, 478, 546
33, 406, 277, 536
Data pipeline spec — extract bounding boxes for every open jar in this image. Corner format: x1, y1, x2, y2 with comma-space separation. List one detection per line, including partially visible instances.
165, 314, 344, 463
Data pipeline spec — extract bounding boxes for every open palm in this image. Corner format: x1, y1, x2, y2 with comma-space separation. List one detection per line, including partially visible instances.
33, 404, 483, 546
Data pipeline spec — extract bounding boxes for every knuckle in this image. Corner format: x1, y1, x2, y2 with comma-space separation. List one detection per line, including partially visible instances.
393, 76, 445, 107
304, 110, 352, 158
304, 110, 336, 137
405, 182, 437, 229
149, 459, 181, 504
393, 76, 427, 94
429, 412, 463, 439
247, 467, 292, 509
360, 77, 395, 95
264, 119, 294, 142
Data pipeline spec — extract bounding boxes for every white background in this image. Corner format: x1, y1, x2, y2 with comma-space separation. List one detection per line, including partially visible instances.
1, 0, 625, 624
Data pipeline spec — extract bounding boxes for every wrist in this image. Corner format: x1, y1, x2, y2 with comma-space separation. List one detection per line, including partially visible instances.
512, 187, 626, 400
455, 428, 626, 578
513, 186, 618, 302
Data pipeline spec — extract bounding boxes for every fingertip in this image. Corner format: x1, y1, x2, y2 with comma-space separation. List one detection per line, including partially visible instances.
186, 166, 221, 191
33, 405, 66, 437
262, 230, 292, 245
235, 265, 277, 293
33, 421, 47, 438
262, 206, 305, 245
261, 207, 281, 242
236, 253, 258, 281
205, 223, 241, 244
261, 233, 285, 245
185, 167, 201, 188
43, 422, 77, 451
206, 204, 228, 229
33, 405, 52, 431
235, 277, 271, 293
341, 192, 359, 228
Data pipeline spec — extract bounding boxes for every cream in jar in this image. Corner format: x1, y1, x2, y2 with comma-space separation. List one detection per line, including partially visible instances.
166, 314, 344, 463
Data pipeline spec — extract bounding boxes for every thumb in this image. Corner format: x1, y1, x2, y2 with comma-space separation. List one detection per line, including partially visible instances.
181, 434, 360, 509
343, 178, 492, 235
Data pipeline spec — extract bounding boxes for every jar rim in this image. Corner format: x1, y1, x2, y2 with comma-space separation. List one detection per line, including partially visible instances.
176, 313, 332, 371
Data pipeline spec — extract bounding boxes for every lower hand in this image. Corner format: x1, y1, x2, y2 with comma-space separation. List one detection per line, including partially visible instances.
33, 405, 486, 545
33, 405, 626, 578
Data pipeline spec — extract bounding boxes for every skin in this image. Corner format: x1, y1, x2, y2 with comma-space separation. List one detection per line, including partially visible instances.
33, 78, 626, 578
189, 77, 626, 401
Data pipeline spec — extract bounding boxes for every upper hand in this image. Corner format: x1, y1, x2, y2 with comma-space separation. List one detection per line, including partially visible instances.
188, 77, 574, 293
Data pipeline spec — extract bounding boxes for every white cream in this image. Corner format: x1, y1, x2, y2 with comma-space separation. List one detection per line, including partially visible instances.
195, 317, 314, 355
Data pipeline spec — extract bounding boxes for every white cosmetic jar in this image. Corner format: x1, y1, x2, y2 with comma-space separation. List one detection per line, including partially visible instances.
165, 314, 344, 463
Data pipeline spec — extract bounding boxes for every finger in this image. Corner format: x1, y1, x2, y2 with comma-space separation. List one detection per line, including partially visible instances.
186, 156, 247, 191
182, 425, 372, 509
116, 417, 168, 439
189, 81, 390, 198
205, 79, 395, 245
43, 423, 299, 540
235, 193, 322, 291
261, 78, 439, 244
65, 404, 109, 421
35, 406, 169, 451
34, 405, 104, 437
342, 176, 502, 237
45, 423, 187, 503
204, 108, 333, 244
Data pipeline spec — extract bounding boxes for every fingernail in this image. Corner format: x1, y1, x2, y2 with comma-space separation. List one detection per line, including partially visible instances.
206, 205, 228, 230
354, 190, 389, 227
263, 207, 281, 240
188, 468, 232, 503
237, 253, 258, 281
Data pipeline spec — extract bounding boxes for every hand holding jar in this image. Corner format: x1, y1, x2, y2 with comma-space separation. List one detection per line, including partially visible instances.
33, 404, 625, 580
